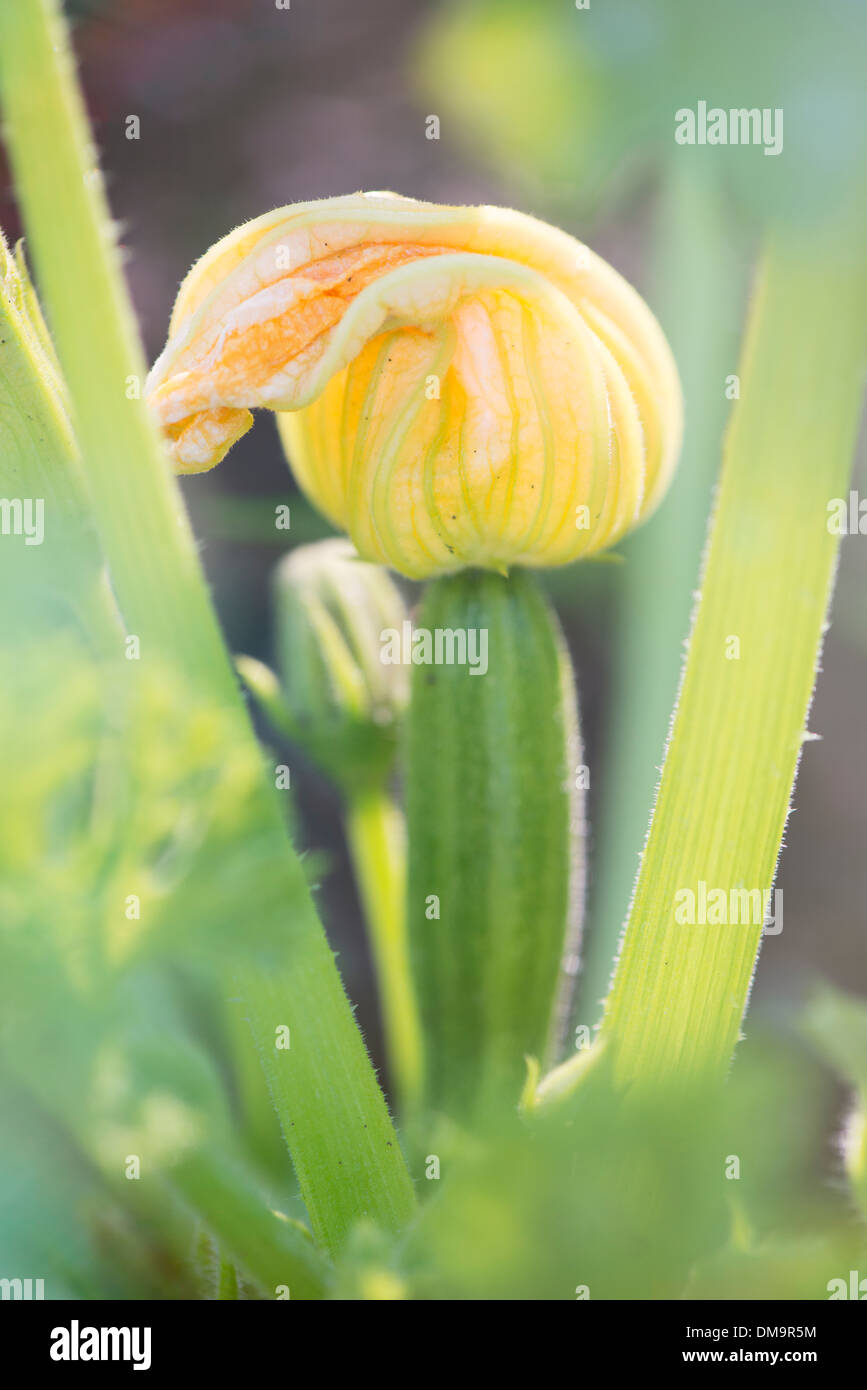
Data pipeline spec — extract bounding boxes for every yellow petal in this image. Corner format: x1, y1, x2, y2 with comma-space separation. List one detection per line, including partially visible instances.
146, 192, 682, 577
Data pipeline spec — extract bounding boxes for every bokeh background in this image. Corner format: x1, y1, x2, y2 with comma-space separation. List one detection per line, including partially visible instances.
3, 0, 864, 1171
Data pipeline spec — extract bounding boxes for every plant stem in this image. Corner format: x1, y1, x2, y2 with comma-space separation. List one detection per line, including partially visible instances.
0, 228, 120, 654
345, 787, 422, 1111
578, 162, 745, 1022
0, 0, 415, 1253
599, 231, 867, 1088
171, 1149, 330, 1300
217, 1256, 240, 1301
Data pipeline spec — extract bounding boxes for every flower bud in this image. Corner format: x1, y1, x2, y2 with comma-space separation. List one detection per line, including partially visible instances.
243, 539, 409, 790
147, 193, 682, 579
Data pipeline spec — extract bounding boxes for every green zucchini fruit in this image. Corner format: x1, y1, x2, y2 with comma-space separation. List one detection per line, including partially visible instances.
406, 569, 583, 1118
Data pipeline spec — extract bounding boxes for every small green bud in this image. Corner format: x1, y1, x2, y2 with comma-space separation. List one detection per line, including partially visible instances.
246, 540, 409, 792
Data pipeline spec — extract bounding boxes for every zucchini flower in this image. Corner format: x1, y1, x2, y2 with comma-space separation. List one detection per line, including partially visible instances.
147, 193, 682, 579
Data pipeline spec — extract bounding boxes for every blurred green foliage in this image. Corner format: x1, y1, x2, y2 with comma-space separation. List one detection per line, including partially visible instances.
418, 0, 867, 229
401, 1031, 867, 1300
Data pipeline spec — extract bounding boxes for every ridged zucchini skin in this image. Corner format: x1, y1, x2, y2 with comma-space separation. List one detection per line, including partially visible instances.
406, 569, 583, 1118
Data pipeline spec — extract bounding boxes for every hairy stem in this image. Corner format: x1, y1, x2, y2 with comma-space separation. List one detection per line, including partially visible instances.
579, 163, 745, 1022
599, 232, 867, 1087
345, 787, 423, 1111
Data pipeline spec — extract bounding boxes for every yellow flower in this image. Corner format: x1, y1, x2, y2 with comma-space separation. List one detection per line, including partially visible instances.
147, 192, 682, 579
